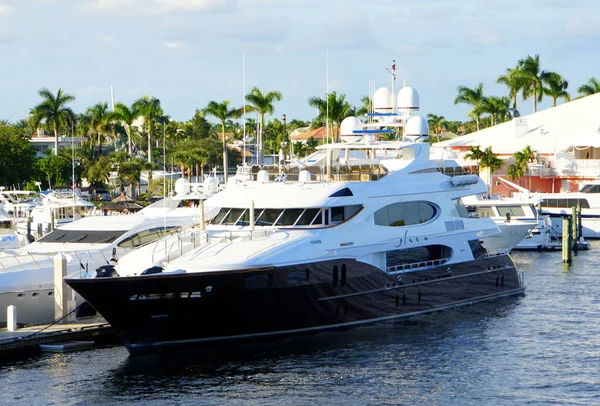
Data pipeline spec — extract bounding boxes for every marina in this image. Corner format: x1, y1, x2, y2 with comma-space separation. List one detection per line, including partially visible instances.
0, 246, 598, 404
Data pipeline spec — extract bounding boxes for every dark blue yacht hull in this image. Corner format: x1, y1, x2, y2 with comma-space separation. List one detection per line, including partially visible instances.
66, 254, 524, 355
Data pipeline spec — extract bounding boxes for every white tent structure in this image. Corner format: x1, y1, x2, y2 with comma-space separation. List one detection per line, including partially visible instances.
434, 93, 600, 154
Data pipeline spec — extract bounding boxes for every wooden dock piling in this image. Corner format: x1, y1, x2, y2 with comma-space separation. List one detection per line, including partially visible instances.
562, 216, 572, 264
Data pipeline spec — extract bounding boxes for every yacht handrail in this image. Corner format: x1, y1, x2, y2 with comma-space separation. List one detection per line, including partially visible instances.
386, 258, 450, 274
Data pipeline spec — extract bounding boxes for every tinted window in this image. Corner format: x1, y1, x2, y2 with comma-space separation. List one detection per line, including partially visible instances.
38, 229, 126, 244
117, 227, 178, 248
497, 205, 526, 217
374, 202, 437, 227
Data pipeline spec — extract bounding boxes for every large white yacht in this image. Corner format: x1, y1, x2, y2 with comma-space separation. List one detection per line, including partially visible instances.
0, 178, 219, 326
67, 137, 525, 355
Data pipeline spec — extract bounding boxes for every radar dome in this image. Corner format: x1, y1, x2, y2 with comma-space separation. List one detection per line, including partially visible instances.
373, 87, 392, 112
397, 87, 419, 111
340, 116, 363, 136
174, 178, 189, 196
404, 116, 429, 142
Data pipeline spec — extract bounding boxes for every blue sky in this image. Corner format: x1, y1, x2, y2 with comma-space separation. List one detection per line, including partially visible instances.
0, 0, 599, 125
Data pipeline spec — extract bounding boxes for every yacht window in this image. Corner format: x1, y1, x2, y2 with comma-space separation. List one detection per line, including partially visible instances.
295, 208, 321, 226
580, 184, 600, 193
497, 205, 525, 217
374, 202, 437, 227
222, 208, 246, 225
453, 198, 470, 218
38, 230, 127, 244
213, 208, 230, 225
117, 227, 179, 248
256, 209, 283, 226
331, 207, 344, 223
541, 198, 590, 209
277, 209, 304, 226
476, 206, 495, 218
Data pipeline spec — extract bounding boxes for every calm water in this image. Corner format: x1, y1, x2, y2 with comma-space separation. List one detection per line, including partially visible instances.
1, 245, 600, 405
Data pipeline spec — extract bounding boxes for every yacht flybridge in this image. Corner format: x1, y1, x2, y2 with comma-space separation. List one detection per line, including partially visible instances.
67, 138, 525, 354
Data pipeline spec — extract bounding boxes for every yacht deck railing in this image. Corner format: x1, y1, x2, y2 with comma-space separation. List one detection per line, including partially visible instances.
386, 258, 450, 274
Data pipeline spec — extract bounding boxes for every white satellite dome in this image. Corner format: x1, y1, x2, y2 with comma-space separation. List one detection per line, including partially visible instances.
373, 87, 392, 112
340, 116, 363, 136
397, 86, 419, 111
174, 178, 189, 196
404, 116, 429, 142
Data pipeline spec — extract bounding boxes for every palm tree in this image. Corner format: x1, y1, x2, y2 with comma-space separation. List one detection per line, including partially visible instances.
111, 102, 137, 157
544, 73, 570, 106
426, 114, 447, 135
497, 67, 523, 114
454, 84, 486, 131
132, 96, 163, 164
356, 95, 372, 117
465, 145, 485, 169
479, 147, 504, 194
86, 102, 111, 158
86, 156, 112, 193
203, 100, 243, 183
308, 91, 352, 143
514, 54, 552, 113
117, 160, 142, 199
483, 96, 511, 126
577, 77, 600, 97
245, 87, 283, 165
30, 88, 75, 155
513, 145, 537, 191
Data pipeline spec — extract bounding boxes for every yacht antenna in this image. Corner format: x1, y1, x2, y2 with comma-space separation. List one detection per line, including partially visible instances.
242, 52, 246, 165
386, 60, 397, 115
326, 50, 329, 144
110, 85, 115, 112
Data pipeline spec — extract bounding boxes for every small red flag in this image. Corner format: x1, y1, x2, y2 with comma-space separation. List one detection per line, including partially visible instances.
392, 63, 396, 70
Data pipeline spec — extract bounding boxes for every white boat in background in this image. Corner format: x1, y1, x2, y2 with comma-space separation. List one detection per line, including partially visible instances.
532, 180, 600, 239
15, 189, 96, 239
0, 189, 37, 220
0, 178, 220, 326
461, 194, 557, 251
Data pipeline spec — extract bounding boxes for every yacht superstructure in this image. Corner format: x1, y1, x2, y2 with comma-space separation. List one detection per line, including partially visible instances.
67, 140, 525, 355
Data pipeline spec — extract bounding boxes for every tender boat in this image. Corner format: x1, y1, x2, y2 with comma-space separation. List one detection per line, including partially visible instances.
67, 138, 525, 355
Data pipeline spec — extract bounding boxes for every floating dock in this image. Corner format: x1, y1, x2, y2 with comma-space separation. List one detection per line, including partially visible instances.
0, 320, 117, 360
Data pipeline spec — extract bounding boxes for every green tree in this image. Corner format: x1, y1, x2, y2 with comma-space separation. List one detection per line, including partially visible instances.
133, 96, 163, 164
484, 96, 511, 126
0, 126, 36, 186
544, 73, 570, 106
426, 114, 447, 135
497, 67, 524, 115
117, 159, 142, 199
87, 156, 112, 191
308, 91, 352, 143
111, 102, 137, 157
245, 87, 283, 165
514, 54, 552, 113
577, 77, 600, 97
356, 95, 372, 117
86, 102, 112, 158
203, 100, 243, 183
30, 88, 75, 155
454, 84, 486, 131
479, 147, 504, 194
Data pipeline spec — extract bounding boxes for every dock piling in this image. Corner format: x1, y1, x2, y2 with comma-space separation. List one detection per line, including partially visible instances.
54, 253, 68, 322
562, 216, 573, 264
7, 305, 17, 332
572, 206, 578, 253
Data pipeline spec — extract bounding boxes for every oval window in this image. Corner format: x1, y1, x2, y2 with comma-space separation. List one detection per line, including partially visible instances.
374, 201, 438, 227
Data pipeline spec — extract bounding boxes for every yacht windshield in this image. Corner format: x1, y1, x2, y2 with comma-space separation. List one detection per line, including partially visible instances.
212, 205, 362, 227
38, 229, 127, 244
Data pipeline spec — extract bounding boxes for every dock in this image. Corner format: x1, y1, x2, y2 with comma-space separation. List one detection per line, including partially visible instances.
0, 319, 117, 361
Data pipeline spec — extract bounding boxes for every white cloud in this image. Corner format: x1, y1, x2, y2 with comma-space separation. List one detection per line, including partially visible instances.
470, 26, 503, 46
99, 35, 116, 43
84, 0, 235, 15
163, 41, 183, 49
0, 4, 14, 13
